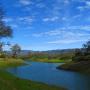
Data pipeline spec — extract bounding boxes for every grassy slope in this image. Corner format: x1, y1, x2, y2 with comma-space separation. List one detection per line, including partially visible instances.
0, 58, 66, 90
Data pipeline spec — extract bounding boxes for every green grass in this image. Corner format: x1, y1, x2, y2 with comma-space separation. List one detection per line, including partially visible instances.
0, 58, 66, 90
29, 58, 66, 63
0, 58, 25, 68
47, 59, 65, 63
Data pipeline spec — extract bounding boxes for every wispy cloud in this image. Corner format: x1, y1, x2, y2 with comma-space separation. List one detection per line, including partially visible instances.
32, 25, 90, 44
36, 2, 46, 8
18, 16, 33, 23
77, 1, 90, 11
43, 16, 59, 22
63, 0, 70, 5
3, 16, 34, 29
32, 25, 90, 37
3, 16, 33, 23
3, 17, 13, 23
48, 39, 87, 44
19, 0, 32, 6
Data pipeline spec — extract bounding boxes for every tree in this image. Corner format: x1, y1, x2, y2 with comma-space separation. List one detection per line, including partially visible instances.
0, 25, 12, 39
0, 6, 12, 58
0, 6, 12, 39
0, 42, 4, 52
83, 41, 90, 55
0, 6, 12, 54
0, 42, 5, 57
11, 44, 21, 58
72, 40, 90, 62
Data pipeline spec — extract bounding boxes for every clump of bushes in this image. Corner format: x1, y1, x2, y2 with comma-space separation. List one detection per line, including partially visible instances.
72, 40, 90, 62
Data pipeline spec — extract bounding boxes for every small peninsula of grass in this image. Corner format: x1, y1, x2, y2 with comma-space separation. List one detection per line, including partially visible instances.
0, 58, 66, 90
57, 61, 90, 74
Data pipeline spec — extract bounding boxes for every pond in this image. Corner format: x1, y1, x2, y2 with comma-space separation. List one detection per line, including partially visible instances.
6, 61, 90, 90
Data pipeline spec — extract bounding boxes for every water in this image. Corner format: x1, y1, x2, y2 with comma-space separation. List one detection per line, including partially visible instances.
6, 61, 90, 90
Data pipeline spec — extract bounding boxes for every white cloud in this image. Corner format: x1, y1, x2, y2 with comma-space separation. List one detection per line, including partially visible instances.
72, 14, 81, 19
77, 1, 90, 11
77, 6, 85, 11
64, 0, 70, 4
62, 17, 68, 21
43, 16, 59, 22
10, 24, 18, 28
3, 17, 13, 22
36, 3, 45, 8
32, 25, 90, 37
2, 16, 34, 29
19, 0, 32, 6
48, 39, 87, 44
33, 30, 62, 37
86, 1, 90, 7
3, 16, 33, 23
72, 0, 86, 3
32, 25, 90, 45
18, 16, 33, 23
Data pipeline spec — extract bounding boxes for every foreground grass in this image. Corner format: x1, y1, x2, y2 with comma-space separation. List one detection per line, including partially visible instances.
0, 70, 66, 90
0, 58, 66, 90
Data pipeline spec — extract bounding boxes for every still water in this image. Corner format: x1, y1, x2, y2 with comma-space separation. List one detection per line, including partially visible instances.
7, 61, 90, 90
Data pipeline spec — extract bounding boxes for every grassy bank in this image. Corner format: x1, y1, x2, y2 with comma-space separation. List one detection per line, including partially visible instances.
0, 58, 25, 68
57, 61, 90, 74
46, 59, 65, 63
47, 59, 72, 63
28, 58, 66, 63
0, 58, 66, 90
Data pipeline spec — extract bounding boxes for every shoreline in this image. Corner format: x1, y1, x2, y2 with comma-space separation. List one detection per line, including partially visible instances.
0, 58, 66, 90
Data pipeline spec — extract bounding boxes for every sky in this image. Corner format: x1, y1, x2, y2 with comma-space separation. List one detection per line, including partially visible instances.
1, 0, 90, 51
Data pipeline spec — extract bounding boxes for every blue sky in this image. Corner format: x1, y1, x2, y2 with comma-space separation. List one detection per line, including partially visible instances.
1, 0, 90, 51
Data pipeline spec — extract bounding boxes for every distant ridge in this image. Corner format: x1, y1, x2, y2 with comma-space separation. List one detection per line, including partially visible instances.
19, 48, 79, 55
5, 48, 79, 55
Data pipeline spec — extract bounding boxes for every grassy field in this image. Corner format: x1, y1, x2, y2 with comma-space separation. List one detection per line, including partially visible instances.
0, 58, 66, 90
29, 58, 66, 63
47, 59, 65, 63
